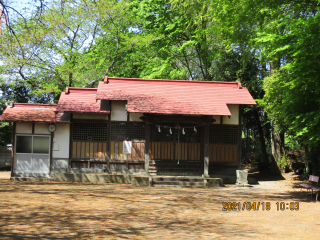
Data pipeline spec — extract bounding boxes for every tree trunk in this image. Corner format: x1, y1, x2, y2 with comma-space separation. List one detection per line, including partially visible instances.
270, 125, 284, 176
253, 107, 268, 164
272, 127, 285, 161
269, 58, 283, 175
68, 72, 73, 87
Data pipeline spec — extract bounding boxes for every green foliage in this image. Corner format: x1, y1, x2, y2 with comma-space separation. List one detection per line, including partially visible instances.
276, 156, 291, 173
308, 147, 320, 176
0, 123, 12, 146
262, 12, 320, 146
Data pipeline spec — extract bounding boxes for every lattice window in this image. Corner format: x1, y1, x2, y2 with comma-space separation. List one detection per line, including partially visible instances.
111, 122, 145, 141
209, 125, 239, 144
150, 124, 175, 142
72, 122, 107, 141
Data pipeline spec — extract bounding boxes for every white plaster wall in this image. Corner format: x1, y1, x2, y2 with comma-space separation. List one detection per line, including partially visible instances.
129, 112, 143, 122
212, 116, 221, 124
73, 113, 108, 120
111, 101, 127, 121
223, 105, 239, 125
34, 123, 50, 134
52, 123, 70, 158
16, 123, 32, 133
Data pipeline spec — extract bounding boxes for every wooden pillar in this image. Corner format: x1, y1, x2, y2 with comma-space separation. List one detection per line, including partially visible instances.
11, 122, 15, 178
107, 114, 111, 170
238, 105, 242, 169
144, 122, 150, 175
68, 113, 73, 170
203, 124, 209, 178
50, 131, 54, 176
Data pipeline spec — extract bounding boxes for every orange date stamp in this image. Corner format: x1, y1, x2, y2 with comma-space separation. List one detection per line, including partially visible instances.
222, 202, 299, 211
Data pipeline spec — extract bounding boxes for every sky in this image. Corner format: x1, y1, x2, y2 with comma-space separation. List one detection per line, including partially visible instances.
5, 0, 38, 17
0, 0, 37, 98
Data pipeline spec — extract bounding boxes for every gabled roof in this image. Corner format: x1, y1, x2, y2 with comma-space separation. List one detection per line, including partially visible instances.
0, 103, 69, 123
0, 77, 257, 123
56, 87, 110, 114
96, 77, 256, 116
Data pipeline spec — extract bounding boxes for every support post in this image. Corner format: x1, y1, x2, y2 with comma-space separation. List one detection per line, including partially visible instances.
203, 124, 209, 178
144, 122, 150, 175
107, 112, 111, 171
11, 122, 15, 178
238, 105, 242, 170
50, 132, 54, 176
68, 113, 73, 171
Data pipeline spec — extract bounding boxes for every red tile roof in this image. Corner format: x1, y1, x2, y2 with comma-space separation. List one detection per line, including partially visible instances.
96, 77, 256, 116
56, 87, 110, 114
0, 103, 69, 123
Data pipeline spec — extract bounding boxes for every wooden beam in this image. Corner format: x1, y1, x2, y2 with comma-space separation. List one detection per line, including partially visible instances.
72, 119, 108, 124
203, 124, 209, 177
140, 114, 216, 124
144, 122, 150, 174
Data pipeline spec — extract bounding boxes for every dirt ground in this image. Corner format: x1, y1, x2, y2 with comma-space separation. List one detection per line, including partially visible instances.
0, 171, 319, 240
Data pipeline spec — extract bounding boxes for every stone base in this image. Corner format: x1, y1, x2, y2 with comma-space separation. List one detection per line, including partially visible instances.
54, 173, 132, 184
236, 183, 251, 187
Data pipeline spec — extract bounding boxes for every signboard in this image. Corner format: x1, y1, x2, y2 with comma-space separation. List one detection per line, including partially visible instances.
123, 141, 132, 154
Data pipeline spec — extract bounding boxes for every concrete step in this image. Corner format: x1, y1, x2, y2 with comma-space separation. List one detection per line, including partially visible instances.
152, 177, 204, 182
153, 183, 205, 188
153, 181, 206, 187
11, 177, 55, 182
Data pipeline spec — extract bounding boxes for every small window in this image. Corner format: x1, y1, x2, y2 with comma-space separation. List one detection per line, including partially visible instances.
16, 136, 32, 153
33, 136, 50, 154
15, 135, 50, 154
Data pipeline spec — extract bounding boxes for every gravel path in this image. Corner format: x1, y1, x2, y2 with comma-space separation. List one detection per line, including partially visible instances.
0, 171, 318, 239
0, 171, 10, 180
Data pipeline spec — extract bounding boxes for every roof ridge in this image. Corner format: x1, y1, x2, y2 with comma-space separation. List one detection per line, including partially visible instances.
13, 103, 57, 109
104, 76, 241, 88
64, 87, 98, 94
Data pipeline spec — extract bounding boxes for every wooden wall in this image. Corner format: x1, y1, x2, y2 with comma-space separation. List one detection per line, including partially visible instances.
209, 144, 238, 162
71, 142, 237, 163
72, 142, 107, 159
110, 141, 145, 160
149, 142, 201, 161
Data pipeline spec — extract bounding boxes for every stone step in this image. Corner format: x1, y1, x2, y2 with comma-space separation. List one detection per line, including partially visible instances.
152, 177, 204, 182
153, 183, 206, 188
11, 177, 55, 182
153, 181, 205, 187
